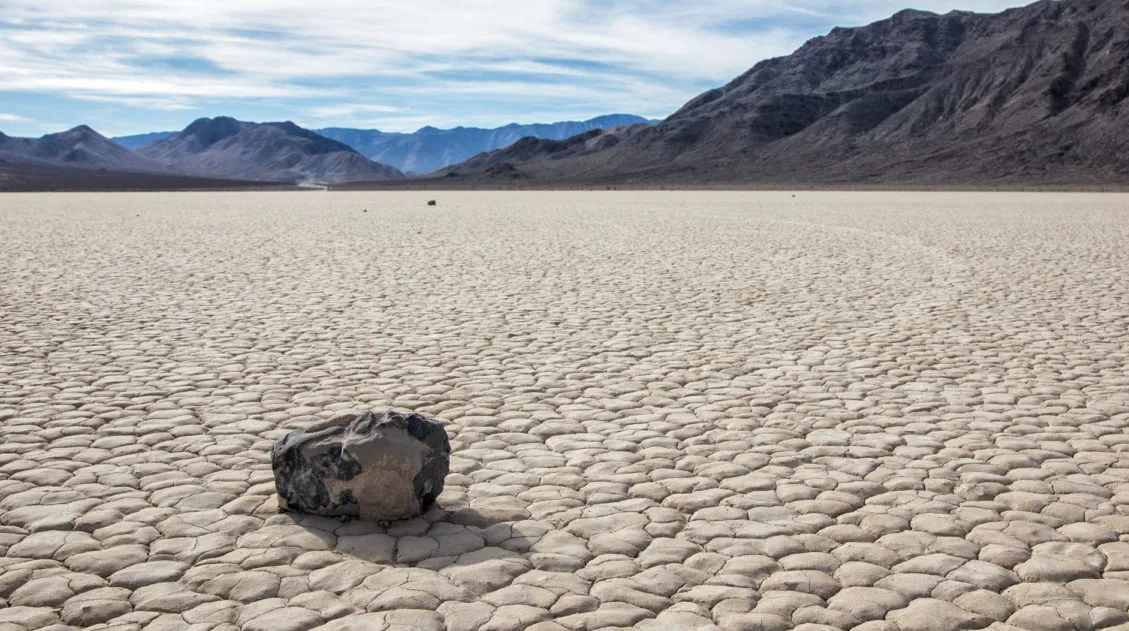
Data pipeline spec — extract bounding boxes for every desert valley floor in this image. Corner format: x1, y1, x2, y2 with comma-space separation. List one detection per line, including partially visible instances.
1, 191, 1128, 631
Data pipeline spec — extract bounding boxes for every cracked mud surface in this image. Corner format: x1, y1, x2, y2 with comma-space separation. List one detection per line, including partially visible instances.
2, 191, 1128, 631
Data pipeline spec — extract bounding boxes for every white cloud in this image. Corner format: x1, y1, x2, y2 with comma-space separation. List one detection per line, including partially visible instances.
0, 0, 1032, 123
306, 104, 405, 119
0, 113, 32, 122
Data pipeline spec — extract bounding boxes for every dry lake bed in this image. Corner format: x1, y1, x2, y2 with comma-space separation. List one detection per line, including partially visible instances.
2, 191, 1128, 631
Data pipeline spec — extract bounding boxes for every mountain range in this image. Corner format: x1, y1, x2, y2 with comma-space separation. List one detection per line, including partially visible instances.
113, 114, 657, 175
136, 117, 403, 184
429, 0, 1129, 187
2, 114, 652, 189
4, 0, 1128, 191
313, 114, 657, 174
0, 119, 403, 186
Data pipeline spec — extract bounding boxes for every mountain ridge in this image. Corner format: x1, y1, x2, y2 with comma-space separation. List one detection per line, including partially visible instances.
137, 117, 404, 184
314, 114, 658, 174
0, 125, 168, 173
432, 0, 1129, 186
112, 114, 657, 176
440, 123, 654, 179
15, 0, 1129, 190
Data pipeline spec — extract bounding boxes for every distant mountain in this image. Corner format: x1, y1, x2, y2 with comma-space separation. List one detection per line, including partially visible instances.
113, 131, 176, 149
438, 0, 1129, 186
316, 114, 658, 174
137, 117, 404, 184
0, 125, 167, 173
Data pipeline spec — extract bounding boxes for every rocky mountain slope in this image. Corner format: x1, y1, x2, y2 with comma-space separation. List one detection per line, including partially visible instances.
138, 117, 404, 184
0, 126, 167, 173
439, 123, 653, 179
316, 114, 657, 174
439, 0, 1129, 186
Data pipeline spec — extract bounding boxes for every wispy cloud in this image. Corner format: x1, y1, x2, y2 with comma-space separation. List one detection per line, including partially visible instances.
0, 113, 32, 122
306, 104, 405, 119
0, 0, 1031, 134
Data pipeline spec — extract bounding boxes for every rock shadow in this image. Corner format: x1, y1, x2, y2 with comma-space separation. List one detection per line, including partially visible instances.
285, 502, 541, 572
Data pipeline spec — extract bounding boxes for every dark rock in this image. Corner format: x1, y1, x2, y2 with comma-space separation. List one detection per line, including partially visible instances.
272, 410, 450, 521
427, 200, 437, 206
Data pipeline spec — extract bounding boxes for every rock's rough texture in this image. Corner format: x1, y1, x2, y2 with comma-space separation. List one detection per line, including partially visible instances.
272, 410, 450, 520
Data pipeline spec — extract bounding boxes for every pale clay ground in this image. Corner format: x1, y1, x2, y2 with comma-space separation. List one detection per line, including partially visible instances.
1, 191, 1128, 631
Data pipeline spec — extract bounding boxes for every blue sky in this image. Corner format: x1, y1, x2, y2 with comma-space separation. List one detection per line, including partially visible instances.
0, 0, 1028, 138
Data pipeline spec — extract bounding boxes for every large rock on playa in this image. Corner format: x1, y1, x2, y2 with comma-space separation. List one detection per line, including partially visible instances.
272, 410, 450, 521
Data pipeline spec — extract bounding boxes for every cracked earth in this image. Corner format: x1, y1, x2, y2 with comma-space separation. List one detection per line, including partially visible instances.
1, 191, 1128, 631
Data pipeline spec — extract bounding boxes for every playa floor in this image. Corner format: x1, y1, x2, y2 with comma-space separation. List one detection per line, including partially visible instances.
2, 191, 1128, 631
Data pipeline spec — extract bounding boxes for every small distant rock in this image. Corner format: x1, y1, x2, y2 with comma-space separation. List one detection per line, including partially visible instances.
427, 200, 437, 206
272, 410, 450, 521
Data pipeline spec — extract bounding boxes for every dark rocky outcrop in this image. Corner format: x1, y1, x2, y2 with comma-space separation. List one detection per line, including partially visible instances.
272, 410, 450, 521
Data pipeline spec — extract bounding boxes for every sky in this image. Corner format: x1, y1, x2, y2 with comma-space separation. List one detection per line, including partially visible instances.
0, 0, 1030, 138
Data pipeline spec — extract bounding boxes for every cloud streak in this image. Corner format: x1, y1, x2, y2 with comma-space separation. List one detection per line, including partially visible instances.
0, 0, 1031, 134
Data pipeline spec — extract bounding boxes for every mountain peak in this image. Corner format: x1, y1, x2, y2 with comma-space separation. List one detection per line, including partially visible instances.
266, 121, 302, 132
52, 125, 105, 141
184, 116, 244, 134
890, 8, 937, 20
0, 124, 166, 173
137, 118, 402, 184
179, 117, 246, 150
